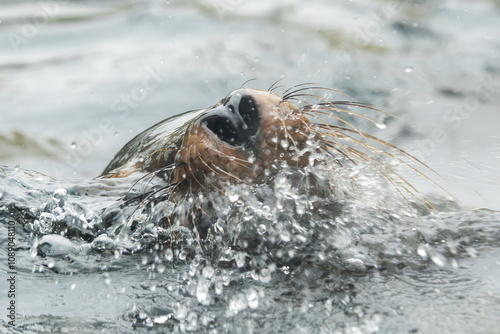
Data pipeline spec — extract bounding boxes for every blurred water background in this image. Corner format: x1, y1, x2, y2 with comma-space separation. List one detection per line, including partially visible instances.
1, 0, 500, 333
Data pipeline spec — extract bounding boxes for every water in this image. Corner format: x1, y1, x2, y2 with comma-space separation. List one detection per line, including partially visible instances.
1, 0, 500, 333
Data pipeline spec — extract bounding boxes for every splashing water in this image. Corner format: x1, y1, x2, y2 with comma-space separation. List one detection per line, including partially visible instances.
1, 133, 499, 333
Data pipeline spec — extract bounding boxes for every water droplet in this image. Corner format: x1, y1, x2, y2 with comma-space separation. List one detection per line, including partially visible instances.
47, 258, 55, 268
185, 312, 198, 331
235, 252, 246, 268
71, 142, 77, 149
280, 266, 290, 275
14, 165, 20, 171
30, 240, 39, 258
259, 268, 272, 283
70, 283, 76, 290
138, 155, 145, 163
344, 258, 366, 271
174, 303, 187, 320
404, 65, 413, 73
215, 280, 223, 295
178, 251, 187, 261
430, 251, 446, 267
196, 278, 209, 304
345, 75, 351, 80
157, 264, 166, 274
138, 310, 148, 320
202, 266, 214, 279
228, 190, 239, 202
165, 248, 173, 261
325, 299, 333, 312
257, 224, 267, 235
280, 139, 289, 150
280, 231, 291, 242
417, 244, 427, 259
114, 132, 119, 137
247, 289, 259, 309
228, 293, 247, 315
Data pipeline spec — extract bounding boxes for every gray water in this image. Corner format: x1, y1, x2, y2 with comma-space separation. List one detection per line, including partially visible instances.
1, 0, 500, 333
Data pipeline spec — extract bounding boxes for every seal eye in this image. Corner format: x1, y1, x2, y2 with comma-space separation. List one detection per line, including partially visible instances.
238, 96, 260, 136
204, 116, 245, 146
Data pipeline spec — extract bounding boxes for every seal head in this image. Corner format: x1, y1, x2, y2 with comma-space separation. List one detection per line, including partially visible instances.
102, 88, 316, 192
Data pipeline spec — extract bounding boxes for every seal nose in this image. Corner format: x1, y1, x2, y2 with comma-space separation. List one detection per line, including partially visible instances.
237, 95, 260, 137
201, 92, 261, 147
204, 115, 245, 146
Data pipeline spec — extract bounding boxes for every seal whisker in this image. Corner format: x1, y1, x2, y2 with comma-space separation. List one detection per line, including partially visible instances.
281, 83, 345, 99
356, 151, 435, 211
308, 101, 391, 116
123, 182, 180, 230
321, 140, 359, 165
127, 165, 175, 198
340, 145, 432, 209
281, 82, 320, 96
240, 78, 257, 89
186, 159, 212, 192
281, 98, 374, 166
197, 155, 251, 185
298, 103, 378, 150
288, 113, 349, 165
281, 95, 370, 132
268, 78, 286, 92
282, 86, 352, 101
316, 124, 438, 176
204, 147, 255, 168
274, 113, 300, 152
320, 132, 370, 165
302, 104, 404, 170
317, 123, 432, 182
314, 102, 392, 121
287, 94, 385, 126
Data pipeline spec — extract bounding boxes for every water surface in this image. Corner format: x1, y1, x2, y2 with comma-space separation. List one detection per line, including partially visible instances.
1, 0, 500, 333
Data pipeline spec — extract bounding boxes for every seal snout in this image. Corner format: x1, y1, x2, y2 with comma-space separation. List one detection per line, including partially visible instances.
201, 93, 261, 147
168, 87, 313, 187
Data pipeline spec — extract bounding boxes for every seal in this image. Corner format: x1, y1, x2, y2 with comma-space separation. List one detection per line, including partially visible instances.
100, 85, 433, 233
102, 88, 315, 188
